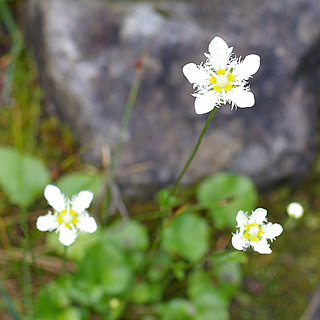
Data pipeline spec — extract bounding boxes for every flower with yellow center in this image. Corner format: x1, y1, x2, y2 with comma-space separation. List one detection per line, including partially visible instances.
182, 36, 260, 114
36, 184, 97, 246
231, 208, 283, 254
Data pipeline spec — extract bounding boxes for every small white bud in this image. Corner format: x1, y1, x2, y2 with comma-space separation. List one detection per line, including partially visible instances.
287, 202, 304, 219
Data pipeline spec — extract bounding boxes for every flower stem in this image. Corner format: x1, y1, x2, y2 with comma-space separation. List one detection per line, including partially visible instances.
19, 207, 33, 316
62, 246, 68, 273
170, 108, 217, 196
140, 109, 218, 277
109, 60, 144, 183
104, 47, 148, 218
139, 109, 218, 282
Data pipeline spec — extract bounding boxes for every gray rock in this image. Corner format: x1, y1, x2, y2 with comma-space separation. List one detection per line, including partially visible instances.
26, 0, 320, 198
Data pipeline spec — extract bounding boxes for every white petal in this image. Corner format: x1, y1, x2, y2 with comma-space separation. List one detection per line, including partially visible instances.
252, 239, 272, 254
250, 208, 268, 224
263, 223, 283, 240
235, 210, 248, 229
36, 212, 58, 232
182, 63, 209, 85
231, 233, 248, 251
44, 185, 66, 212
72, 191, 93, 213
232, 88, 255, 108
208, 36, 231, 70
59, 228, 77, 246
77, 216, 97, 233
234, 54, 260, 80
194, 92, 219, 114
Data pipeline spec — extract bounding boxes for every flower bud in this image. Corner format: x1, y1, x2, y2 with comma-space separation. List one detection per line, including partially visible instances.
287, 202, 304, 219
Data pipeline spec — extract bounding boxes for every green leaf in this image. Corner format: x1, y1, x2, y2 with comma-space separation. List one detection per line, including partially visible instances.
93, 296, 125, 318
0, 147, 50, 207
171, 260, 188, 281
157, 189, 179, 208
126, 251, 145, 271
210, 251, 248, 298
57, 307, 84, 320
130, 281, 162, 304
142, 316, 157, 320
76, 242, 133, 296
197, 172, 258, 229
67, 280, 103, 307
46, 228, 102, 261
105, 220, 150, 251
188, 271, 230, 320
156, 299, 196, 320
34, 280, 71, 319
56, 171, 104, 198
162, 212, 210, 262
188, 271, 217, 301
194, 308, 229, 320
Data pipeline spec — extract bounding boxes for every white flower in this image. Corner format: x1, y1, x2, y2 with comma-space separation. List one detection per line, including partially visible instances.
183, 36, 260, 114
36, 184, 97, 246
231, 208, 283, 254
287, 202, 304, 219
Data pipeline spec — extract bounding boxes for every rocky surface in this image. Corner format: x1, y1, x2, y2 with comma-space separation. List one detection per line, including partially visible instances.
26, 0, 320, 198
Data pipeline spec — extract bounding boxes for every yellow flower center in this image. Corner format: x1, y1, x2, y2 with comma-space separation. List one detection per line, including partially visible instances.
210, 69, 234, 92
57, 208, 78, 229
244, 223, 263, 242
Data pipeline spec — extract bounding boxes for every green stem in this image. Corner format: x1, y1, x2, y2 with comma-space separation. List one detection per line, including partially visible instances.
109, 69, 143, 182
0, 0, 22, 41
0, 278, 22, 320
170, 108, 217, 196
135, 199, 234, 221
19, 207, 33, 316
0, 0, 24, 104
109, 54, 145, 185
104, 49, 147, 217
140, 109, 218, 278
24, 240, 44, 288
138, 224, 164, 281
24, 240, 57, 320
62, 246, 68, 273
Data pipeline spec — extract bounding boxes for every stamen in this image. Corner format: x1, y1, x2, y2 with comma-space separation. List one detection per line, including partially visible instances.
57, 207, 78, 228
244, 223, 263, 242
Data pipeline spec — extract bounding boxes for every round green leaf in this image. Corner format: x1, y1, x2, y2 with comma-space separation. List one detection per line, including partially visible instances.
76, 242, 133, 296
188, 271, 229, 320
57, 307, 84, 320
56, 171, 103, 198
0, 147, 50, 207
157, 299, 196, 320
210, 251, 247, 298
162, 212, 210, 262
197, 172, 258, 229
34, 280, 71, 319
105, 220, 150, 251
